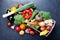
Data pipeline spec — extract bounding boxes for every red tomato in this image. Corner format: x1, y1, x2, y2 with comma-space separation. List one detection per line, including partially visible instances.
15, 26, 20, 32
28, 28, 32, 32
30, 31, 35, 35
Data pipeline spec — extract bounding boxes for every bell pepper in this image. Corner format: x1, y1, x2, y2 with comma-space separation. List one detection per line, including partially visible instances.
22, 8, 33, 20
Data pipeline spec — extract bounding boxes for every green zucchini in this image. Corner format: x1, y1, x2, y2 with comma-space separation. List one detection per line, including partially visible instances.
30, 10, 39, 20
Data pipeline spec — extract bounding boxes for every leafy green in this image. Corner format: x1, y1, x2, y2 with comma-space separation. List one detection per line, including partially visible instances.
14, 14, 25, 25
39, 11, 51, 20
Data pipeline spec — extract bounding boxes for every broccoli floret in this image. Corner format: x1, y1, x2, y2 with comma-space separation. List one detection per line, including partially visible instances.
14, 14, 25, 25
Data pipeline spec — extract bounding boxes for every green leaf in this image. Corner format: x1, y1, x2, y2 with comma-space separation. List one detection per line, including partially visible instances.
14, 14, 25, 25
39, 11, 51, 20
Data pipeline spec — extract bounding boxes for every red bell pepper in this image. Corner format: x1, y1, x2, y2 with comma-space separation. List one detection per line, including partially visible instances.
22, 8, 33, 20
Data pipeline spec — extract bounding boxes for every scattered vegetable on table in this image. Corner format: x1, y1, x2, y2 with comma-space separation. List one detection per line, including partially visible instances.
2, 3, 56, 37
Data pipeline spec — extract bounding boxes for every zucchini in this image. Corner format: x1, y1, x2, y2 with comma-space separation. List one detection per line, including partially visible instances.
30, 10, 39, 20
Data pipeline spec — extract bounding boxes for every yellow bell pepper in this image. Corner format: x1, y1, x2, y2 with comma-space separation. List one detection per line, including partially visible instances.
40, 30, 49, 36
10, 6, 17, 12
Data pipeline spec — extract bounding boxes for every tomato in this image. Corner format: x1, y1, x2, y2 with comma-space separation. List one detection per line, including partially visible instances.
15, 26, 20, 32
28, 28, 32, 32
30, 31, 35, 35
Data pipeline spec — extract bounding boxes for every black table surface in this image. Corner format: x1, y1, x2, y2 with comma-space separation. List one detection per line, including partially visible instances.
0, 0, 60, 40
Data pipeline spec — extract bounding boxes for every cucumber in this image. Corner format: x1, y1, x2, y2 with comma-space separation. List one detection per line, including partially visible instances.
30, 10, 39, 20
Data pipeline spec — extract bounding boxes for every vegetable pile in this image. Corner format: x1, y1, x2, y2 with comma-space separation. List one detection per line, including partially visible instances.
2, 3, 56, 37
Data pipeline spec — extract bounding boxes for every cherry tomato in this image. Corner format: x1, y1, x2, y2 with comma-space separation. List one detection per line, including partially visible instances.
28, 28, 32, 32
15, 26, 20, 32
30, 31, 35, 35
